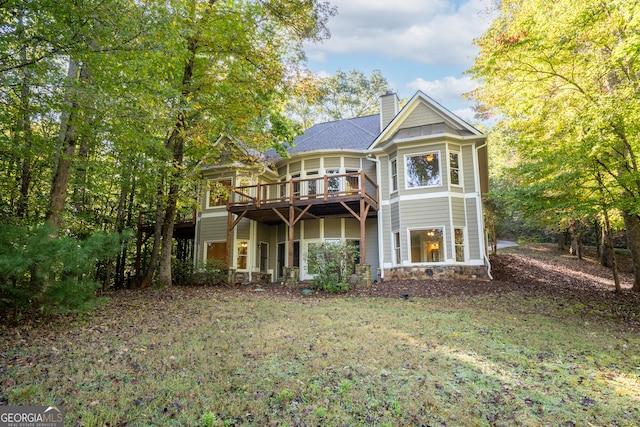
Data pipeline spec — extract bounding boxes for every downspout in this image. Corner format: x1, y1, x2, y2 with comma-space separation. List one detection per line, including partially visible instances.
366, 154, 384, 280
475, 140, 494, 280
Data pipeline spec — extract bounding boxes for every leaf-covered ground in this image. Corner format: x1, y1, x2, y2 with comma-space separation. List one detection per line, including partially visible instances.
224, 245, 640, 329
1, 245, 639, 426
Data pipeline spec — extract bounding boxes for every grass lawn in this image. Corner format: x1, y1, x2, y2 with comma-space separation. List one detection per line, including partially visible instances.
2, 273, 640, 425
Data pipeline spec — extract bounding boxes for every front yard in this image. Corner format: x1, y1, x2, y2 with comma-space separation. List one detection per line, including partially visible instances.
1, 246, 639, 426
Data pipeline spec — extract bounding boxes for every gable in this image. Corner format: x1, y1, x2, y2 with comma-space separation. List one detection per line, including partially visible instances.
370, 91, 482, 150
399, 102, 460, 130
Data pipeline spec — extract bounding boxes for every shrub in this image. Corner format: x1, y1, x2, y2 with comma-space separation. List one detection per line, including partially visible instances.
305, 241, 359, 293
173, 258, 194, 286
0, 224, 122, 318
191, 259, 228, 286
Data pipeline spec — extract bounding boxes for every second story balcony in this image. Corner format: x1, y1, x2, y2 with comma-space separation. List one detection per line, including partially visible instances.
227, 171, 379, 224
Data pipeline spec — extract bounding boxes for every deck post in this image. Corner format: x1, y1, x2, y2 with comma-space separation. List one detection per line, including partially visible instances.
360, 197, 367, 263
288, 204, 295, 269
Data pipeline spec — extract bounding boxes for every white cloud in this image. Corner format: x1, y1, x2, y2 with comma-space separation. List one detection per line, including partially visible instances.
306, 0, 491, 66
407, 75, 477, 104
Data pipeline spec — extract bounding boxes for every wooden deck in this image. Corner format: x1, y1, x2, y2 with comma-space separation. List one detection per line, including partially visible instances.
227, 171, 379, 224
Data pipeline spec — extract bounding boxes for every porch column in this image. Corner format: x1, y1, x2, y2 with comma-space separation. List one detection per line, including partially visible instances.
360, 197, 367, 262
288, 204, 295, 269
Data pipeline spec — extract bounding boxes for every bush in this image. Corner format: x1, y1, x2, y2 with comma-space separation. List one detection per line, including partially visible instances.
306, 241, 359, 293
0, 224, 122, 318
191, 259, 228, 286
173, 258, 194, 286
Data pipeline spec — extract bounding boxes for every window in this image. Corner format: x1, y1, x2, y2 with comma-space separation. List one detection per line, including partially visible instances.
346, 170, 359, 194
406, 153, 441, 188
306, 171, 319, 197
390, 159, 398, 192
237, 241, 248, 270
394, 232, 401, 264
207, 179, 231, 207
291, 173, 301, 197
410, 228, 444, 263
206, 241, 227, 267
450, 152, 460, 186
307, 242, 321, 274
327, 169, 340, 195
455, 228, 465, 262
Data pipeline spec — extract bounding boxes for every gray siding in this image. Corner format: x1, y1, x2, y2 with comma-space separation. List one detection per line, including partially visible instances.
402, 198, 450, 227
466, 198, 481, 259
380, 204, 392, 265
324, 218, 341, 238
399, 103, 444, 129
236, 218, 251, 240
378, 154, 390, 197
365, 220, 379, 279
345, 218, 360, 238
451, 197, 466, 227
362, 158, 377, 185
304, 220, 320, 239
199, 216, 227, 242
462, 145, 476, 192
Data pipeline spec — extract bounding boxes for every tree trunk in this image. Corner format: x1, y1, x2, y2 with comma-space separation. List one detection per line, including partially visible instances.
557, 231, 566, 251
568, 223, 583, 259
141, 177, 164, 288
603, 210, 621, 293
16, 66, 33, 218
600, 221, 614, 268
158, 128, 185, 287
622, 211, 640, 291
594, 220, 601, 261
47, 59, 86, 229
156, 36, 197, 288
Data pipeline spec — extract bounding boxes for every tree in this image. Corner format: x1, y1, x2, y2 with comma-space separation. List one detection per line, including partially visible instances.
468, 0, 640, 291
286, 69, 391, 128
0, 0, 336, 291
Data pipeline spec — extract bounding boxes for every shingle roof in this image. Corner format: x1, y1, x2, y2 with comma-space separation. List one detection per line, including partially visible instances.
268, 114, 380, 158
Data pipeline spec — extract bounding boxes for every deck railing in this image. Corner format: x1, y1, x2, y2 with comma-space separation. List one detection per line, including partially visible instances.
228, 171, 378, 208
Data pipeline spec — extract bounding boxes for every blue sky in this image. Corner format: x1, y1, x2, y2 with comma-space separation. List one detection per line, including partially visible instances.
303, 0, 495, 124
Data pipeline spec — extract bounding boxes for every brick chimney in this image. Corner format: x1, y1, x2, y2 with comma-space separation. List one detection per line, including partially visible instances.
379, 91, 399, 131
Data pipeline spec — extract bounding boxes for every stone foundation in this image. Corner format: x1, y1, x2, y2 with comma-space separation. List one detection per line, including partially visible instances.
228, 270, 273, 285
354, 264, 371, 287
283, 267, 299, 287
385, 265, 490, 281
251, 272, 272, 284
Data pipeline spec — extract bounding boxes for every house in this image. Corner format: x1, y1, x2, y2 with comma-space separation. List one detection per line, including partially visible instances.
193, 91, 491, 285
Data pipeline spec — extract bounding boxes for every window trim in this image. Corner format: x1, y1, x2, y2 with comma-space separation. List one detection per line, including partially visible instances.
204, 240, 227, 268
407, 227, 446, 264
206, 178, 232, 208
390, 158, 398, 193
454, 227, 466, 262
404, 151, 442, 189
236, 240, 249, 271
449, 151, 462, 187
393, 231, 401, 265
